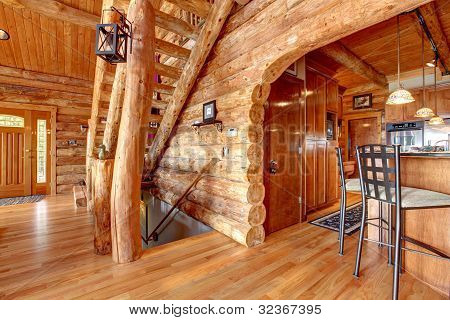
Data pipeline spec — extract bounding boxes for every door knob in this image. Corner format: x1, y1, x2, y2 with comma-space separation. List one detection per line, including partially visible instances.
269, 160, 279, 174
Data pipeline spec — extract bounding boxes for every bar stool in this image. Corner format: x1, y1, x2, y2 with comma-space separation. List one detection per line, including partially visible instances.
353, 144, 450, 300
336, 147, 361, 256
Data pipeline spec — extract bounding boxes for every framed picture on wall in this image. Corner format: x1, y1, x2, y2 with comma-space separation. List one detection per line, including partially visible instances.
353, 93, 372, 110
285, 63, 297, 76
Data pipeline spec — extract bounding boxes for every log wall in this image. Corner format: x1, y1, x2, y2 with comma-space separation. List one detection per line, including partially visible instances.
0, 66, 111, 194
151, 0, 429, 246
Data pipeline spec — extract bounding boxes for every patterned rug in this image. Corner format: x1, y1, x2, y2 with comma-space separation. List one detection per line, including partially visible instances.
309, 203, 364, 235
0, 195, 45, 207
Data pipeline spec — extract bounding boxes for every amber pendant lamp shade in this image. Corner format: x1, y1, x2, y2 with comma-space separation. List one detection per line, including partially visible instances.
387, 16, 415, 105
415, 28, 435, 118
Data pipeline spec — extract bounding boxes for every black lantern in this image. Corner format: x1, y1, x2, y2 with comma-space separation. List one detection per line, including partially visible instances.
95, 7, 132, 64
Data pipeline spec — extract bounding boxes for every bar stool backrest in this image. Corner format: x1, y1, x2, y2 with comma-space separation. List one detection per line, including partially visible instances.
355, 144, 402, 206
336, 147, 346, 190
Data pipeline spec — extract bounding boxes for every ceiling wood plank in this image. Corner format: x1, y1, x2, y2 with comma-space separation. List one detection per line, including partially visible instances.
319, 41, 388, 88
163, 0, 212, 19
0, 0, 99, 29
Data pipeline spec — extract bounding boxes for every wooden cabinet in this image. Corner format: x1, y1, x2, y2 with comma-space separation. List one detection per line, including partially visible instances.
306, 69, 328, 140
327, 140, 339, 203
304, 68, 339, 213
305, 139, 338, 212
326, 79, 339, 113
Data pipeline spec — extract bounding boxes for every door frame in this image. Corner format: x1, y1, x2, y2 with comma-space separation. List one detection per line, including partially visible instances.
0, 102, 57, 196
342, 110, 382, 161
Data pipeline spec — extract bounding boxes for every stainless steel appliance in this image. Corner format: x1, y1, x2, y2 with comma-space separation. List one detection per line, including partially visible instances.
386, 121, 424, 152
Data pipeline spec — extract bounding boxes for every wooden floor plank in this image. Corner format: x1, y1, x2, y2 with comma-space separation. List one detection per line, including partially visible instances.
0, 194, 445, 300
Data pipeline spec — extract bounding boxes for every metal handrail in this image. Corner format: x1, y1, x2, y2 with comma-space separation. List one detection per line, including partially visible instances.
141, 158, 220, 244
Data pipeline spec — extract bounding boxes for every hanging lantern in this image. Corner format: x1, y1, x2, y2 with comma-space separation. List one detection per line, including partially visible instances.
414, 107, 435, 118
95, 7, 132, 64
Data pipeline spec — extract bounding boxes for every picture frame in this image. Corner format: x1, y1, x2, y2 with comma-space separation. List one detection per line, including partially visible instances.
203, 100, 217, 123
353, 93, 372, 110
285, 62, 297, 76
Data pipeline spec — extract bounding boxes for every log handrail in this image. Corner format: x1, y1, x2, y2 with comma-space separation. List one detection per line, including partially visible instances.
141, 158, 219, 244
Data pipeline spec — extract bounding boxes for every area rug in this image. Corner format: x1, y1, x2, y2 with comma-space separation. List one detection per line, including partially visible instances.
309, 203, 364, 235
0, 195, 45, 207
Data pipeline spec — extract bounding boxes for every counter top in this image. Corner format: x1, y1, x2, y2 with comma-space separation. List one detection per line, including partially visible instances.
400, 152, 450, 158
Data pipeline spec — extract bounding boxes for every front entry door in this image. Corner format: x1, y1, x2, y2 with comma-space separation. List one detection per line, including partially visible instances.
0, 108, 51, 198
263, 74, 304, 235
0, 108, 32, 197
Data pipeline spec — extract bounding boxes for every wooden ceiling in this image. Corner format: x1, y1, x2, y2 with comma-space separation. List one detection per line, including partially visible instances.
309, 0, 450, 90
0, 0, 104, 81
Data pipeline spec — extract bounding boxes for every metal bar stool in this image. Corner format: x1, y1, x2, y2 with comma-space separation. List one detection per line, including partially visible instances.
336, 147, 361, 256
353, 144, 450, 300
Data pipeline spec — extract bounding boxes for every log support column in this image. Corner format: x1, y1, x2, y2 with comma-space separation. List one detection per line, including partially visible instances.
93, 159, 114, 255
111, 0, 155, 264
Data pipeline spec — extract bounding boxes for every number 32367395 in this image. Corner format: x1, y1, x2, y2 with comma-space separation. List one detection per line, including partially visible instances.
258, 304, 321, 315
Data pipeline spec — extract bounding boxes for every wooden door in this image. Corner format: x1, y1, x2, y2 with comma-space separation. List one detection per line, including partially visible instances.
0, 108, 32, 198
348, 117, 379, 164
264, 74, 303, 235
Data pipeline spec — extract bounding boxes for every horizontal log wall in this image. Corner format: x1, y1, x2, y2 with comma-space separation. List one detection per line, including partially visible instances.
0, 66, 111, 194
152, 0, 429, 246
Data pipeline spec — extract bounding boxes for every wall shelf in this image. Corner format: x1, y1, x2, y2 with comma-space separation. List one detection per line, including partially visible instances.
191, 120, 223, 134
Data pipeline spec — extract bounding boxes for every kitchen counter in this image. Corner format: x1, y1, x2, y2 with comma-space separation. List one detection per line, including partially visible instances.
401, 152, 450, 158
368, 156, 449, 296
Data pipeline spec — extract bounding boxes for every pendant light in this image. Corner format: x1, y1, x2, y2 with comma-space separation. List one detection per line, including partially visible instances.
415, 28, 435, 118
0, 28, 10, 40
429, 60, 444, 125
386, 16, 415, 105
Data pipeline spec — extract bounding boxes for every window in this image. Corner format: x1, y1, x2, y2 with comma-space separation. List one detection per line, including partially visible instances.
37, 119, 47, 183
0, 114, 24, 127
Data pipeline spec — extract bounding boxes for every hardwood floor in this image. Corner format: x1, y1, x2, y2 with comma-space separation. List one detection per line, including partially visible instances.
0, 194, 445, 299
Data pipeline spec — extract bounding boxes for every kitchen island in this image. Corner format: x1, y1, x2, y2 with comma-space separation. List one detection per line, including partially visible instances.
368, 153, 449, 297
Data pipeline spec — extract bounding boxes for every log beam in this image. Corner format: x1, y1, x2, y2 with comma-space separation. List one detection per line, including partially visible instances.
163, 0, 211, 19
155, 10, 199, 40
155, 38, 191, 60
103, 64, 127, 155
155, 62, 183, 80
417, 2, 450, 73
111, 0, 155, 264
319, 41, 388, 88
147, 0, 235, 172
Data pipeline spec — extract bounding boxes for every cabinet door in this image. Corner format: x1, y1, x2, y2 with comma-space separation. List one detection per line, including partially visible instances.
306, 70, 316, 139
437, 89, 450, 116
315, 75, 327, 139
305, 140, 316, 210
385, 104, 404, 122
327, 141, 339, 203
316, 140, 327, 207
326, 79, 338, 113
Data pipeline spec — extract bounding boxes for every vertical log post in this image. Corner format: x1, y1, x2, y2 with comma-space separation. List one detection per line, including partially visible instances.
86, 0, 119, 211
110, 0, 155, 264
103, 64, 127, 155
93, 159, 114, 255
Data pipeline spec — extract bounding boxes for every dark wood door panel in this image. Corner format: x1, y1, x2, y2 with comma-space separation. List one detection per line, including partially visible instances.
264, 74, 303, 235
